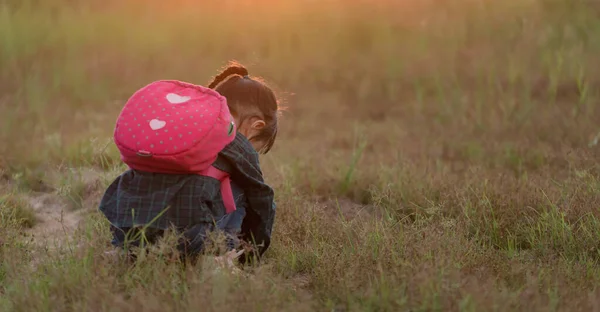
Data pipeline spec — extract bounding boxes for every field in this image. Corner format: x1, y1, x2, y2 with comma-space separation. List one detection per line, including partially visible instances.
1, 0, 600, 310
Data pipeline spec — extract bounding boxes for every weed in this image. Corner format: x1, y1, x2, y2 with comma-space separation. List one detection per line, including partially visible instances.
0, 192, 37, 228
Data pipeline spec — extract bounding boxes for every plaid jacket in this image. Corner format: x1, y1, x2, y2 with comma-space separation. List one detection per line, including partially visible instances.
98, 133, 276, 257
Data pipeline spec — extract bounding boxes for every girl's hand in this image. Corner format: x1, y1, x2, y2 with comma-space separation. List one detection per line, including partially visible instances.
214, 249, 244, 272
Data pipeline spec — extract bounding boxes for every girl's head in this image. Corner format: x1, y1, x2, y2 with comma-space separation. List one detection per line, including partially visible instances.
208, 62, 280, 154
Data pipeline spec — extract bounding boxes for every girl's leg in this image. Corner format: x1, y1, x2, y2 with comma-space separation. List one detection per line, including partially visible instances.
178, 222, 215, 262
216, 207, 246, 233
178, 184, 248, 263
179, 222, 242, 263
216, 182, 247, 234
215, 182, 247, 253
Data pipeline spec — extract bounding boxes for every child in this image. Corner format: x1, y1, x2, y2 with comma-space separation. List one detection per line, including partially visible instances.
98, 62, 280, 264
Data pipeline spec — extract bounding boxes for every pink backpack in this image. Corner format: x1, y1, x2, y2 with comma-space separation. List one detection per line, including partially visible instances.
114, 80, 237, 213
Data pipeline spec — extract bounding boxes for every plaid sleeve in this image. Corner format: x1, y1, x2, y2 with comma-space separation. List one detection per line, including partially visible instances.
216, 133, 276, 260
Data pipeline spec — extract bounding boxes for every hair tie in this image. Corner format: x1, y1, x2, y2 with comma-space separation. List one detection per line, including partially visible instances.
243, 75, 250, 79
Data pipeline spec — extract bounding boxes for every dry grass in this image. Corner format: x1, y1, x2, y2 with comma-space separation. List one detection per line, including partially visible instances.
1, 0, 600, 311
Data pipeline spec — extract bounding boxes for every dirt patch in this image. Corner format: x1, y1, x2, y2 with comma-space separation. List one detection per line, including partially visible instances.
24, 192, 85, 246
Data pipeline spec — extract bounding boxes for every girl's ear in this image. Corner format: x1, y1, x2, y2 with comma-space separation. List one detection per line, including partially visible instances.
251, 119, 266, 130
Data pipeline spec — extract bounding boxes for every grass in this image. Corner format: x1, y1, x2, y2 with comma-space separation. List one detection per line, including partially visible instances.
1, 0, 600, 310
0, 192, 37, 229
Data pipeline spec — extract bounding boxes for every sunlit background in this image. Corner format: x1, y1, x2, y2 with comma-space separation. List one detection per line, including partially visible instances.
1, 0, 600, 310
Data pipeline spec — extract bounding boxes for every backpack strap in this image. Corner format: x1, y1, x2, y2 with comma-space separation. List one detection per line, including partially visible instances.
200, 165, 236, 214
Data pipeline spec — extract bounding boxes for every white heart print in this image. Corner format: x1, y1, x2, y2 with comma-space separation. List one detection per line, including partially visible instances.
166, 93, 191, 104
149, 119, 166, 130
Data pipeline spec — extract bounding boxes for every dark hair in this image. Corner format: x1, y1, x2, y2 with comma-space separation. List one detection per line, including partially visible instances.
208, 61, 279, 154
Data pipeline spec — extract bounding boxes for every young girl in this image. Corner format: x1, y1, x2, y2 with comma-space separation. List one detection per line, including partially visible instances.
98, 62, 280, 264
